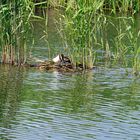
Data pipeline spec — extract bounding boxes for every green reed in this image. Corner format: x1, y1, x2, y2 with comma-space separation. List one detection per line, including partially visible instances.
48, 0, 140, 13
133, 46, 140, 76
103, 0, 140, 14
0, 0, 34, 65
53, 0, 140, 72
57, 0, 105, 69
2, 0, 137, 72
110, 16, 140, 74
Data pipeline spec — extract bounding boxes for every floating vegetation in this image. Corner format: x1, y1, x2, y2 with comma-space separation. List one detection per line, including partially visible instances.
29, 54, 94, 73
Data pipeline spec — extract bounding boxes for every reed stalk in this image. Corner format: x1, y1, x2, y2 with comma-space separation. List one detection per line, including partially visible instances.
55, 0, 140, 72
103, 0, 140, 14
1, 0, 139, 73
0, 0, 34, 65
133, 47, 140, 75
57, 0, 105, 69
33, 0, 140, 74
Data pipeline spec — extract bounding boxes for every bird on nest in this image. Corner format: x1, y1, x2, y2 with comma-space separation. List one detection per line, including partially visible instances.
52, 54, 71, 64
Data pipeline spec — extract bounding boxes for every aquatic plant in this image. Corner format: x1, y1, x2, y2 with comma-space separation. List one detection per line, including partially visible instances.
103, 0, 140, 14
109, 16, 140, 74
55, 0, 140, 73
1, 0, 139, 74
57, 1, 105, 69
0, 0, 34, 65
48, 0, 140, 13
32, 0, 140, 73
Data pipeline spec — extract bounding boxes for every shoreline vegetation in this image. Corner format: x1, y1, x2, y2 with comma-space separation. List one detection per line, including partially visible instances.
0, 0, 140, 74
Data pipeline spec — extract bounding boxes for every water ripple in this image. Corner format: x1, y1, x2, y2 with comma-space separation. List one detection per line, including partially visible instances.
0, 66, 140, 140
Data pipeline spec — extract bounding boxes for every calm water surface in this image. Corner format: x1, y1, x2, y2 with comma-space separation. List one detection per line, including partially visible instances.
0, 10, 140, 140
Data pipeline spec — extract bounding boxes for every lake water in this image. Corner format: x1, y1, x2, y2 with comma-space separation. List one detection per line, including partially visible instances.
0, 10, 140, 140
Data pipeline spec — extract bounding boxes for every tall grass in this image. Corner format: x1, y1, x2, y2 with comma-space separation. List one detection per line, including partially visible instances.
0, 0, 34, 65
1, 0, 140, 73
104, 15, 140, 74
103, 0, 140, 14
54, 0, 140, 73
31, 0, 140, 73
57, 1, 105, 69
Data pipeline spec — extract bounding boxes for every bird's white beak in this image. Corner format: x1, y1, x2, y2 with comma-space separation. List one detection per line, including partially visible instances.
52, 55, 60, 63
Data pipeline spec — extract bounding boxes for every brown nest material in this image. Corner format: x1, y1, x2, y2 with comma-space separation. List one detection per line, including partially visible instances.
29, 54, 94, 72
36, 60, 76, 72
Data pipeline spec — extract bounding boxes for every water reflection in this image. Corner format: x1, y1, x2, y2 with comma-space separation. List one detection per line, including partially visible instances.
0, 65, 140, 140
0, 65, 27, 139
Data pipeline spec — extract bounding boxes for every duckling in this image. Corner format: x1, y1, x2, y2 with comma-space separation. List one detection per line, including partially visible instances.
52, 54, 71, 64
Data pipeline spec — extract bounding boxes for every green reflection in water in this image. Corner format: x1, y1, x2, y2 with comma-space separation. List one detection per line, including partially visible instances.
0, 65, 27, 128
0, 65, 140, 140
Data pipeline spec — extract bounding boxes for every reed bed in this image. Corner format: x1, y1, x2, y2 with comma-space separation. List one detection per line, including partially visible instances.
57, 1, 105, 69
103, 0, 140, 14
1, 0, 140, 74
0, 0, 34, 65
55, 0, 140, 73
